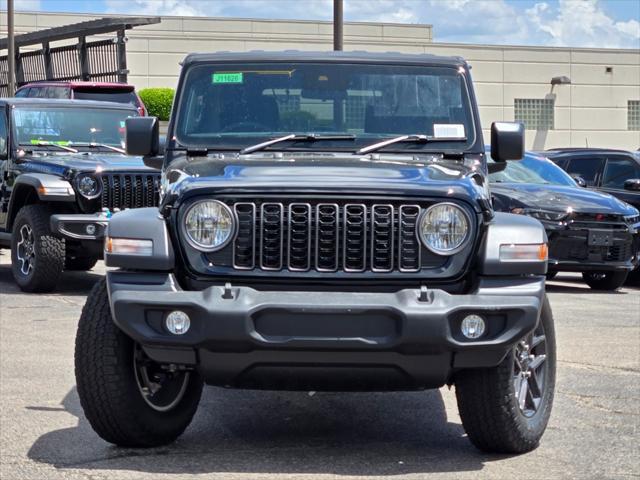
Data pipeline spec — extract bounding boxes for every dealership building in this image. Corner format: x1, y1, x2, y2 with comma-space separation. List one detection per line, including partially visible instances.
2, 11, 639, 150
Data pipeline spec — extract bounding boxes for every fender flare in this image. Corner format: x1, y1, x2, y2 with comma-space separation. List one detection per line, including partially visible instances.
479, 212, 548, 276
105, 207, 174, 271
7, 173, 75, 230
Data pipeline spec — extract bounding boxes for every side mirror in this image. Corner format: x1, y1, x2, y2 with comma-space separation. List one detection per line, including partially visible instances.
125, 117, 160, 157
141, 136, 166, 170
487, 162, 507, 174
572, 175, 587, 188
624, 178, 640, 191
490, 122, 524, 163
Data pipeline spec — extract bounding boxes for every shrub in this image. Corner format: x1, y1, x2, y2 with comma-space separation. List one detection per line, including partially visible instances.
138, 87, 175, 121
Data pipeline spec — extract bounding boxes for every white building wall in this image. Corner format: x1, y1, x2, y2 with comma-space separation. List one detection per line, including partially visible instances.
2, 11, 639, 150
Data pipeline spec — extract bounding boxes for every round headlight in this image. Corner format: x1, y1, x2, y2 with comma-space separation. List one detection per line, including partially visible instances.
183, 200, 235, 251
76, 175, 100, 199
418, 202, 470, 255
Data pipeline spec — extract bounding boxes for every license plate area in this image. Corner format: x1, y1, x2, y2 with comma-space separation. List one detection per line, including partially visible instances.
588, 229, 613, 246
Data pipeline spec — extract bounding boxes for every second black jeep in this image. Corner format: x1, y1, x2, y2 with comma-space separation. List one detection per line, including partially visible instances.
0, 99, 160, 292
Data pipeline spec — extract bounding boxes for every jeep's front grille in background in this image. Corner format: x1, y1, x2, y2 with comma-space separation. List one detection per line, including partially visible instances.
216, 200, 458, 274
99, 173, 160, 210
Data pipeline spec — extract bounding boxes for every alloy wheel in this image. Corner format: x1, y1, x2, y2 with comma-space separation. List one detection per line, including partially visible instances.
133, 344, 191, 412
513, 323, 548, 417
16, 224, 35, 276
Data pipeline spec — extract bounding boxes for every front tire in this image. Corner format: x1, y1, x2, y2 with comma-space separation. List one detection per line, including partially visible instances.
582, 270, 628, 291
75, 279, 203, 447
11, 205, 65, 292
455, 295, 556, 453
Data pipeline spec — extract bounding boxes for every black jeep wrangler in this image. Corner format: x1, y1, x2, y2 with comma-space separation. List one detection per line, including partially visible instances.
0, 99, 159, 292
75, 52, 556, 454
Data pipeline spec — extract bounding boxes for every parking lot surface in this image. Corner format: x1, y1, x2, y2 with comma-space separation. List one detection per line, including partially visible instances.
1, 252, 638, 480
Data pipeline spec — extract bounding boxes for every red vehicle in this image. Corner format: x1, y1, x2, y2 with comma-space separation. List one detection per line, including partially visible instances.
14, 81, 146, 116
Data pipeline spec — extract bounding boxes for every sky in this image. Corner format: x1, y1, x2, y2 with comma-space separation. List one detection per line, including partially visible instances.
7, 0, 640, 48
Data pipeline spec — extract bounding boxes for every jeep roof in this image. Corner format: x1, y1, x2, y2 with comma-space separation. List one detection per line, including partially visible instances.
17, 81, 136, 90
0, 98, 139, 110
181, 50, 467, 68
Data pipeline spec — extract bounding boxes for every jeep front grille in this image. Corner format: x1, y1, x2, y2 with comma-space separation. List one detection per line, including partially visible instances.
99, 173, 160, 210
224, 200, 435, 273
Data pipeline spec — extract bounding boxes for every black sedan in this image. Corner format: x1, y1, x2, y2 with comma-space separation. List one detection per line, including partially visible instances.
545, 148, 640, 210
488, 150, 640, 290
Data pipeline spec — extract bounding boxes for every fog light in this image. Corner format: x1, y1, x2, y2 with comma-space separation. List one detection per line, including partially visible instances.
165, 311, 190, 335
85, 224, 96, 235
461, 315, 485, 339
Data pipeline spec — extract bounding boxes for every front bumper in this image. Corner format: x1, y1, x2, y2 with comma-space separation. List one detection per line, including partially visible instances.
107, 271, 545, 391
51, 213, 109, 241
546, 224, 639, 272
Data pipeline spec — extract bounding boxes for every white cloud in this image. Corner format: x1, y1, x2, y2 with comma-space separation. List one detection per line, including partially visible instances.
525, 0, 640, 48
103, 0, 640, 48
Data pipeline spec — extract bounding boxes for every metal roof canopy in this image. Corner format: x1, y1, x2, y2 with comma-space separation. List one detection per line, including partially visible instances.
0, 16, 160, 96
0, 16, 160, 50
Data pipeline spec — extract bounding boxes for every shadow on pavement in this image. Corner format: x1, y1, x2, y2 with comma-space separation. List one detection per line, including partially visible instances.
27, 386, 503, 476
0, 263, 102, 297
545, 282, 629, 294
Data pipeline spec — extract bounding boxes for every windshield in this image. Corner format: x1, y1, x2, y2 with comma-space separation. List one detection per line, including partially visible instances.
489, 151, 577, 186
12, 106, 137, 149
174, 62, 476, 152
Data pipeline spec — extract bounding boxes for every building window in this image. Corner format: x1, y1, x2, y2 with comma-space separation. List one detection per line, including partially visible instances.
514, 98, 555, 130
628, 100, 640, 130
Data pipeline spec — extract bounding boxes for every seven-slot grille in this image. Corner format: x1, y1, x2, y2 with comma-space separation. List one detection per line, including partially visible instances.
99, 173, 160, 210
229, 201, 434, 273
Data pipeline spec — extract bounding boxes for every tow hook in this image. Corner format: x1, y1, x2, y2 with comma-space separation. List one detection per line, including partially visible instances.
418, 285, 433, 303
222, 282, 234, 299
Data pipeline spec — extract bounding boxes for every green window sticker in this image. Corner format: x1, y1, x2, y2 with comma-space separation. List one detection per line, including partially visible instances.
212, 72, 243, 84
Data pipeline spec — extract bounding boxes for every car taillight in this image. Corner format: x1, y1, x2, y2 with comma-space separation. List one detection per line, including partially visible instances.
137, 105, 146, 116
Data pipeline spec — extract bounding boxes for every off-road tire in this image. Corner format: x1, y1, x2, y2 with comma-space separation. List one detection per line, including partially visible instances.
11, 205, 65, 292
455, 295, 556, 454
65, 255, 98, 271
582, 270, 628, 291
75, 279, 204, 447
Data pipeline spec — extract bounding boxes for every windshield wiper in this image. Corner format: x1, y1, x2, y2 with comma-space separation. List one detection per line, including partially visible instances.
356, 134, 467, 155
69, 142, 126, 154
240, 133, 356, 154
21, 141, 78, 153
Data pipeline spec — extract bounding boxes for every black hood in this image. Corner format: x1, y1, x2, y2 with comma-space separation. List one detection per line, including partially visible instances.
163, 153, 489, 211
491, 183, 638, 216
19, 152, 154, 178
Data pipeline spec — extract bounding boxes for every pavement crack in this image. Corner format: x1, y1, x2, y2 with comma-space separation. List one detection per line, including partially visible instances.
560, 390, 639, 416
558, 359, 640, 374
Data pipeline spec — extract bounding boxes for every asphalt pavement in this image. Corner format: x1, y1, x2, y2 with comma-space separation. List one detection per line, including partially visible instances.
1, 252, 638, 480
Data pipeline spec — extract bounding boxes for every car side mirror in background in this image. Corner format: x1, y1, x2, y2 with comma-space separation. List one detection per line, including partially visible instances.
572, 175, 587, 188
490, 122, 524, 163
624, 178, 640, 191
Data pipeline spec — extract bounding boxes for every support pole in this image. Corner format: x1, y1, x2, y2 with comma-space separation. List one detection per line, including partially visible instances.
7, 0, 15, 95
78, 36, 89, 81
116, 29, 128, 83
333, 0, 343, 51
43, 42, 53, 80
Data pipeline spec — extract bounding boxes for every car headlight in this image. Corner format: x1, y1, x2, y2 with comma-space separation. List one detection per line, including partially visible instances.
418, 202, 471, 255
182, 200, 235, 251
76, 174, 101, 199
512, 208, 570, 222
